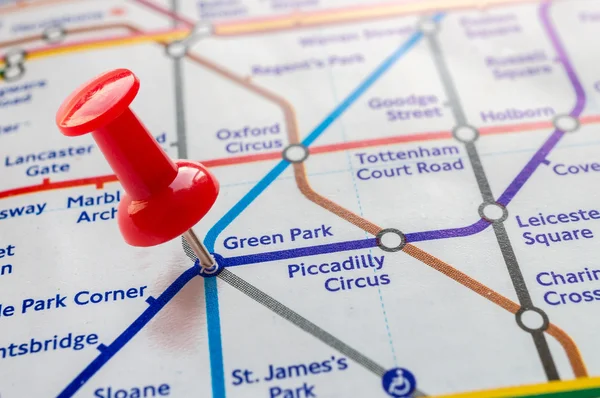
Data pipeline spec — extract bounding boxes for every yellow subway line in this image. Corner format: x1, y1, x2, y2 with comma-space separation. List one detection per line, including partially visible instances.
1, 30, 188, 65
0, 0, 542, 64
28, 30, 188, 59
213, 0, 539, 36
434, 376, 600, 398
0, 4, 594, 398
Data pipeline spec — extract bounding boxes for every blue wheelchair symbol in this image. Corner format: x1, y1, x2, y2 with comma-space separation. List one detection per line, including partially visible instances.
382, 367, 416, 398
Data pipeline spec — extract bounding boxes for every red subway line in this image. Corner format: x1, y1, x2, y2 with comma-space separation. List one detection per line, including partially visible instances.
478, 120, 554, 134
202, 151, 281, 167
0, 175, 117, 200
1, 116, 598, 201
580, 115, 600, 124
310, 130, 451, 154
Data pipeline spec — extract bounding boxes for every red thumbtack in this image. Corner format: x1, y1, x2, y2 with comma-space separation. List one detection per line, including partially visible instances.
55, 68, 220, 273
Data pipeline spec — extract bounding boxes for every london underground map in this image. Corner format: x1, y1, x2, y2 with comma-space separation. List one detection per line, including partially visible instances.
2, 0, 600, 397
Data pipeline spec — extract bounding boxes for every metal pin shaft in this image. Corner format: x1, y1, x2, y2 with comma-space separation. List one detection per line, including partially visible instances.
182, 228, 215, 272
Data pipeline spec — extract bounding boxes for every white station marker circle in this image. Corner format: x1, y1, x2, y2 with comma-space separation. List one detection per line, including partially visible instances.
553, 115, 579, 133
283, 144, 309, 163
4, 49, 25, 65
453, 125, 479, 143
376, 228, 406, 252
519, 309, 545, 331
482, 203, 505, 221
166, 41, 188, 58
419, 20, 438, 35
193, 22, 213, 38
43, 26, 66, 43
3, 65, 24, 81
380, 232, 402, 248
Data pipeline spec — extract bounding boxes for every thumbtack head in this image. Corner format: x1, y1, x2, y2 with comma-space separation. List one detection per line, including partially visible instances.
55, 69, 220, 247
56, 69, 140, 137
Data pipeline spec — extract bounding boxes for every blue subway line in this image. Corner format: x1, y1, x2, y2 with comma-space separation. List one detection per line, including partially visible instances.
205, 238, 378, 398
58, 13, 444, 398
56, 8, 587, 396
204, 13, 444, 255
57, 264, 200, 397
203, 14, 443, 398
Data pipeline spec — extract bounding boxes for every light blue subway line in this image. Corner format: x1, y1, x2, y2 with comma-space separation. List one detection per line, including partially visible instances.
204, 160, 288, 252
302, 33, 425, 147
203, 14, 444, 398
205, 276, 225, 398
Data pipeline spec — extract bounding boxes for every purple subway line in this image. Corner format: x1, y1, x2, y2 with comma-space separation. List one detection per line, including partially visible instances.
495, 130, 563, 206
216, 2, 586, 267
54, 5, 589, 398
404, 219, 489, 242
219, 238, 377, 267
216, 221, 489, 269
540, 1, 586, 117
497, 1, 586, 206
216, 220, 491, 269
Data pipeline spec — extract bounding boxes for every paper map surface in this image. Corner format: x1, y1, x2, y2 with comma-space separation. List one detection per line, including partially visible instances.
1, 0, 600, 397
